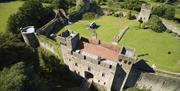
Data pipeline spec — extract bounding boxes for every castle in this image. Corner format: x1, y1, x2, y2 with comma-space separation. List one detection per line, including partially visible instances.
59, 30, 136, 91
20, 3, 180, 90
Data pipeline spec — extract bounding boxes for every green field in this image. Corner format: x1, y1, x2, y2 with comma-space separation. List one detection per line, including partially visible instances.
0, 1, 49, 33
58, 16, 138, 42
59, 16, 180, 72
121, 29, 180, 72
0, 1, 23, 33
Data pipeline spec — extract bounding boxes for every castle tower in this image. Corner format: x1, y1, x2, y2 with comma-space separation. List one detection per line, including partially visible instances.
112, 46, 136, 91
137, 4, 152, 22
20, 26, 39, 48
59, 30, 79, 51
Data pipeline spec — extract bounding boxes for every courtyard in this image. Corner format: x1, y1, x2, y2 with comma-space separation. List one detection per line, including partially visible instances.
58, 16, 180, 72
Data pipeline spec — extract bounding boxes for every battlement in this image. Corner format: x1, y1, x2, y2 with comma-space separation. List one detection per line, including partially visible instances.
60, 30, 137, 91
69, 49, 117, 70
60, 30, 136, 70
60, 30, 80, 50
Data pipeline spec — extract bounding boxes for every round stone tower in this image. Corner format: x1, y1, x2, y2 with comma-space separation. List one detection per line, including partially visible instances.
20, 26, 39, 48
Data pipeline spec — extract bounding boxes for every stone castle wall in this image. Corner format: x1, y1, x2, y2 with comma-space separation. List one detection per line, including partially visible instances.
37, 35, 61, 58
21, 32, 39, 48
61, 45, 117, 91
136, 73, 180, 91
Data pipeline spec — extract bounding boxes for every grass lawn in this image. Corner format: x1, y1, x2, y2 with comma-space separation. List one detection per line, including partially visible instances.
175, 8, 180, 19
0, 1, 50, 33
124, 87, 148, 91
120, 29, 180, 72
58, 16, 138, 42
58, 16, 180, 72
0, 1, 24, 33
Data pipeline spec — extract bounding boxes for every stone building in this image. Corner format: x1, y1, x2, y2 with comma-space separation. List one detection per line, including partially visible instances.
59, 30, 136, 91
137, 4, 152, 22
20, 26, 39, 48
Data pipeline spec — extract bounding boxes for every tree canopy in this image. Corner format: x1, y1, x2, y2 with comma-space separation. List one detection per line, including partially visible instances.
152, 4, 175, 20
145, 15, 166, 32
7, 0, 54, 34
0, 62, 27, 91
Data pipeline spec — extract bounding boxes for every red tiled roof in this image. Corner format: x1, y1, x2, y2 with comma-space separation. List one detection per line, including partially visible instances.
81, 42, 119, 61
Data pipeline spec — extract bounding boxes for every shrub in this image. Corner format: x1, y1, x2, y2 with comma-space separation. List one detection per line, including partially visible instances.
172, 32, 178, 36
166, 29, 172, 33
113, 12, 123, 17
82, 12, 99, 20
121, 0, 143, 11
127, 11, 134, 20
146, 15, 166, 32
163, 6, 175, 19
152, 5, 166, 16
68, 6, 77, 15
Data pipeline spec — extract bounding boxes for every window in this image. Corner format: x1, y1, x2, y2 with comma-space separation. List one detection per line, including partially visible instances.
102, 73, 105, 77
84, 56, 86, 60
98, 80, 100, 82
70, 51, 73, 55
109, 65, 112, 69
75, 63, 78, 66
88, 67, 91, 71
124, 60, 127, 64
69, 59, 71, 61
98, 61, 100, 65
104, 82, 106, 85
128, 62, 132, 65
119, 59, 122, 62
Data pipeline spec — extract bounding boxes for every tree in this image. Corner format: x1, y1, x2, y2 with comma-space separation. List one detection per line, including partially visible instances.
152, 5, 175, 20
163, 6, 175, 19
0, 62, 27, 91
0, 33, 51, 91
145, 15, 166, 32
121, 0, 143, 11
127, 10, 133, 20
52, 0, 68, 10
76, 0, 84, 11
0, 33, 38, 69
7, 0, 54, 34
152, 4, 166, 17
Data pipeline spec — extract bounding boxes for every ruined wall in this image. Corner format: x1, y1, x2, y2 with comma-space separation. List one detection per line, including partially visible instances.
136, 73, 180, 91
137, 4, 151, 22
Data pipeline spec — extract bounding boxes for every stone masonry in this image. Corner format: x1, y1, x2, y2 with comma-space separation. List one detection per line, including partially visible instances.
59, 30, 136, 91
137, 4, 152, 22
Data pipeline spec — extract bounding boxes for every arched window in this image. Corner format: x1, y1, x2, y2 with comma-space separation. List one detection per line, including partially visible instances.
88, 67, 91, 71
124, 60, 127, 64
102, 73, 105, 77
109, 65, 112, 69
